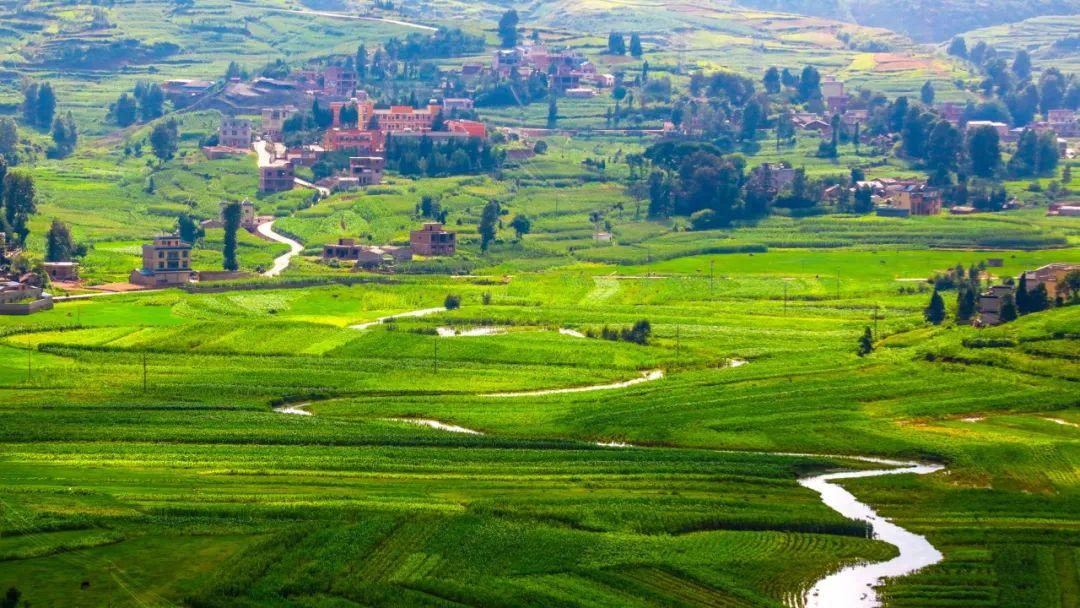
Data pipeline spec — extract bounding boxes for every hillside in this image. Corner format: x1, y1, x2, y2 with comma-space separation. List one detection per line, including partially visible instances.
737, 0, 1080, 42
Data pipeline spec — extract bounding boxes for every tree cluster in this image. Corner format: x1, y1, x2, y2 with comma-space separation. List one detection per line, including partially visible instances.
385, 136, 502, 177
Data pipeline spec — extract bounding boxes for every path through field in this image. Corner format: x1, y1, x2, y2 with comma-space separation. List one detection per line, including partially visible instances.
257, 220, 304, 277
348, 307, 447, 330
265, 6, 437, 31
484, 369, 665, 397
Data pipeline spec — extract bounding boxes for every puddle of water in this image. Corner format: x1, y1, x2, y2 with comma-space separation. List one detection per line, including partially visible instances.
273, 403, 311, 416
799, 462, 945, 608
436, 327, 507, 337
349, 307, 446, 330
389, 418, 483, 435
486, 370, 665, 398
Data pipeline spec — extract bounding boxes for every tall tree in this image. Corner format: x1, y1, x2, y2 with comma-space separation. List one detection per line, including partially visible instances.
45, 219, 75, 262
956, 286, 976, 323
924, 289, 946, 325
479, 200, 500, 251
1039, 68, 1067, 114
221, 201, 241, 271
1012, 50, 1032, 81
149, 120, 179, 162
21, 83, 38, 126
0, 118, 17, 161
356, 44, 368, 80
926, 120, 961, 176
138, 83, 165, 121
547, 95, 558, 129
947, 37, 968, 59
498, 9, 519, 48
858, 327, 874, 356
629, 33, 643, 58
177, 213, 203, 244
607, 32, 626, 55
114, 92, 138, 127
797, 65, 821, 103
3, 171, 35, 244
35, 82, 56, 129
763, 67, 781, 94
968, 125, 1001, 178
920, 81, 935, 105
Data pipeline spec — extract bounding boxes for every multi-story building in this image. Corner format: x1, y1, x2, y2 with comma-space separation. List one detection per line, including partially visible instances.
442, 98, 474, 114
977, 284, 1015, 326
409, 222, 456, 256
259, 159, 295, 193
323, 128, 382, 154
219, 117, 252, 148
261, 106, 297, 141
1020, 263, 1079, 301
130, 235, 195, 286
323, 65, 358, 97
348, 156, 385, 186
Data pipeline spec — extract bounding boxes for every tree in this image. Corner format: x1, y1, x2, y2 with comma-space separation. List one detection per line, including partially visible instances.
607, 32, 626, 55
509, 214, 531, 239
356, 44, 367, 80
138, 83, 165, 121
968, 125, 1001, 178
21, 83, 38, 126
149, 120, 179, 162
3, 171, 36, 244
797, 65, 821, 103
1008, 82, 1040, 127
45, 219, 75, 262
1008, 128, 1039, 177
498, 9, 519, 48
763, 67, 781, 94
221, 201, 241, 271
924, 289, 946, 325
926, 120, 961, 176
0, 118, 17, 161
1039, 68, 1067, 115
339, 103, 359, 127
547, 95, 558, 129
1000, 294, 1018, 322
853, 185, 874, 214
1012, 50, 1032, 81
947, 36, 968, 59
920, 81, 935, 105
629, 33, 643, 57
858, 327, 874, 356
114, 92, 138, 127
1036, 131, 1060, 175
177, 213, 204, 244
1027, 283, 1050, 313
444, 293, 461, 310
900, 107, 928, 158
479, 200, 500, 251
2, 587, 20, 608
49, 111, 77, 158
35, 82, 56, 129
956, 286, 976, 323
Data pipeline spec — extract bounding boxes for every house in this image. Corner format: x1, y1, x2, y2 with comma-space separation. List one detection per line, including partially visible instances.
460, 63, 485, 77
369, 104, 441, 133
219, 117, 252, 148
876, 181, 942, 216
936, 102, 964, 124
348, 156, 385, 186
977, 284, 1015, 326
323, 65, 358, 97
261, 106, 298, 141
446, 120, 487, 139
130, 235, 195, 287
322, 238, 411, 267
410, 222, 456, 256
0, 280, 52, 315
821, 76, 844, 100
761, 163, 797, 189
324, 128, 381, 154
287, 144, 326, 167
1019, 263, 1079, 301
1048, 204, 1080, 217
966, 121, 1009, 138
44, 261, 79, 282
259, 159, 295, 193
442, 98, 474, 114
565, 87, 597, 99
841, 110, 869, 127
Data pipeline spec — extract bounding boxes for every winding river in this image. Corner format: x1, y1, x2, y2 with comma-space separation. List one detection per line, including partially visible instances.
272, 376, 944, 606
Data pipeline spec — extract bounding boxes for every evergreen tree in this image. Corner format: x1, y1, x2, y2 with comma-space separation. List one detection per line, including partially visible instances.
547, 95, 558, 129
1000, 294, 1018, 322
3, 171, 36, 244
947, 37, 968, 59
479, 200, 500, 251
926, 120, 960, 175
1027, 283, 1050, 312
956, 286, 976, 323
629, 33, 643, 57
138, 83, 165, 121
1015, 275, 1030, 313
920, 81, 935, 105
607, 32, 626, 55
763, 67, 781, 94
21, 83, 38, 126
858, 327, 874, 356
356, 44, 367, 80
1012, 50, 1032, 81
114, 92, 138, 127
35, 82, 56, 129
45, 219, 75, 262
498, 9, 519, 48
0, 118, 17, 161
924, 289, 946, 325
221, 201, 241, 271
797, 65, 821, 103
177, 213, 204, 244
968, 125, 1001, 178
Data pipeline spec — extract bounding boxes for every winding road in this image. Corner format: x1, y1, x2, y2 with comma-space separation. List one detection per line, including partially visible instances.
256, 220, 304, 277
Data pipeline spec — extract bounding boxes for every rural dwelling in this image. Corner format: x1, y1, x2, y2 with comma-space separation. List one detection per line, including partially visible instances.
323, 128, 382, 154
259, 159, 295, 193
261, 106, 298, 141
966, 121, 1009, 138
0, 280, 52, 315
44, 261, 78, 282
323, 238, 411, 268
221, 200, 257, 230
1020, 263, 1079, 301
130, 235, 196, 286
877, 183, 942, 217
219, 117, 252, 148
442, 98, 474, 114
446, 120, 488, 139
323, 65, 358, 97
348, 156, 385, 186
977, 285, 1015, 327
410, 222, 456, 256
